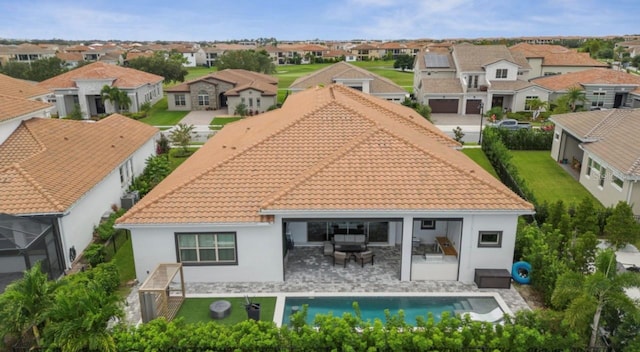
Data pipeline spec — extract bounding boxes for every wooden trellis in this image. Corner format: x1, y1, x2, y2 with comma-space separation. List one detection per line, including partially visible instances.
138, 263, 185, 323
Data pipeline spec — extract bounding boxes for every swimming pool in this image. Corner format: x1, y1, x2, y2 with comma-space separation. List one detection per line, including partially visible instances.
280, 293, 503, 326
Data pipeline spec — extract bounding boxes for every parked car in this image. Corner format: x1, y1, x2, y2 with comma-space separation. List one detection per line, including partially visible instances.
488, 119, 532, 130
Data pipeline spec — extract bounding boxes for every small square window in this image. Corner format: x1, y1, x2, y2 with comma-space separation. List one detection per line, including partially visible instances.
478, 231, 502, 248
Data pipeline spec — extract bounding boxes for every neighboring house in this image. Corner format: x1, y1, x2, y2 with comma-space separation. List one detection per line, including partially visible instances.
289, 61, 409, 103
1, 43, 57, 65
37, 62, 164, 118
0, 114, 158, 291
532, 68, 640, 109
203, 43, 256, 67
165, 69, 278, 114
413, 44, 550, 115
324, 50, 357, 62
509, 43, 609, 80
351, 43, 380, 61
0, 73, 55, 142
550, 109, 640, 215
117, 84, 533, 285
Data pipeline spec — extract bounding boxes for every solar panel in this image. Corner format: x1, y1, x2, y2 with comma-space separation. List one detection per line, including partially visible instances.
425, 53, 449, 68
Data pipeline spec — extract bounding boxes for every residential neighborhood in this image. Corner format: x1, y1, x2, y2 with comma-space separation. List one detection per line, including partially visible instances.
1, 1, 640, 349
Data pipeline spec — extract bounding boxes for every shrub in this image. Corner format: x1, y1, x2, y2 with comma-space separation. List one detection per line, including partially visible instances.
83, 243, 106, 267
94, 209, 126, 241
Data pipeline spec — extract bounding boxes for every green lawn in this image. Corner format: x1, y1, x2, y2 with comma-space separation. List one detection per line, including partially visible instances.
109, 235, 135, 297
175, 297, 277, 325
510, 151, 602, 207
138, 97, 188, 127
461, 148, 499, 179
210, 116, 242, 130
168, 147, 197, 170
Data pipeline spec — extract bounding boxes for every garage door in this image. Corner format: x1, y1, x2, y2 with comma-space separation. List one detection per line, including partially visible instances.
429, 99, 458, 113
465, 100, 482, 114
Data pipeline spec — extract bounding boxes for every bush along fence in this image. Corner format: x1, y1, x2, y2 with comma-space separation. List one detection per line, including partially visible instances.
487, 127, 554, 150
481, 128, 539, 222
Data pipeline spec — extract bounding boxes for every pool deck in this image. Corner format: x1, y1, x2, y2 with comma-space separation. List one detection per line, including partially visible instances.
124, 246, 532, 325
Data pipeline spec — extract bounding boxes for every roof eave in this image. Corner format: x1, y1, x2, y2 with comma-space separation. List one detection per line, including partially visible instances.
259, 209, 535, 216
115, 221, 273, 229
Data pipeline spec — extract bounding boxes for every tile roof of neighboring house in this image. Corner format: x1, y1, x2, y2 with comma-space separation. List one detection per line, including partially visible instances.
37, 62, 163, 90
56, 52, 84, 62
165, 69, 277, 95
531, 68, 640, 91
289, 61, 406, 94
324, 50, 352, 58
352, 43, 378, 50
419, 78, 463, 94
0, 73, 51, 99
0, 115, 158, 214
489, 80, 538, 91
453, 44, 530, 72
550, 109, 640, 177
509, 43, 608, 67
118, 84, 532, 225
415, 49, 456, 70
0, 94, 52, 122
126, 51, 154, 60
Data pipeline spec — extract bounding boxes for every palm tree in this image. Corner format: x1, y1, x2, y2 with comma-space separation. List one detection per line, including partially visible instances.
551, 250, 640, 348
0, 262, 58, 347
100, 85, 132, 113
527, 98, 548, 120
564, 86, 587, 112
44, 281, 123, 352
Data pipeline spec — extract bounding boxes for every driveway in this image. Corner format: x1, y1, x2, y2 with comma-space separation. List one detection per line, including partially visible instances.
432, 113, 487, 144
178, 109, 227, 126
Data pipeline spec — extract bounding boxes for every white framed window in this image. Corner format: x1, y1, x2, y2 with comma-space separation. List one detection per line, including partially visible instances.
495, 69, 508, 79
524, 96, 537, 111
612, 175, 624, 189
592, 91, 605, 107
197, 91, 209, 106
467, 75, 478, 88
119, 158, 133, 186
586, 158, 592, 176
599, 168, 606, 187
478, 231, 502, 248
175, 94, 186, 106
176, 233, 237, 265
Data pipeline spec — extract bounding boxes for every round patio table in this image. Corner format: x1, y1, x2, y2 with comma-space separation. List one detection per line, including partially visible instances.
209, 300, 232, 319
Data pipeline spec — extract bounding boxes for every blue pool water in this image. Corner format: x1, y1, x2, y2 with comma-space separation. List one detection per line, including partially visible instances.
282, 295, 499, 326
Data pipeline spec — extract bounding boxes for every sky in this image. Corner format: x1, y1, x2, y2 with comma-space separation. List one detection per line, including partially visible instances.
0, 0, 638, 42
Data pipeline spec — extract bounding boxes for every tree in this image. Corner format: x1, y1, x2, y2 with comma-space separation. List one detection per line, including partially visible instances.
553, 86, 587, 113
169, 123, 195, 156
604, 201, 640, 250
100, 85, 132, 113
28, 57, 68, 81
551, 250, 640, 348
0, 57, 67, 81
527, 98, 548, 120
67, 103, 84, 120
0, 262, 58, 347
393, 54, 414, 71
127, 51, 187, 83
452, 126, 465, 144
216, 49, 275, 74
44, 280, 122, 352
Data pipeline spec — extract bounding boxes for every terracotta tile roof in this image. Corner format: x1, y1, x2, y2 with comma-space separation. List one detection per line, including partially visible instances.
324, 50, 352, 58
165, 69, 277, 95
532, 68, 640, 91
414, 49, 455, 70
0, 94, 52, 122
510, 43, 609, 67
550, 109, 640, 176
489, 80, 538, 91
126, 51, 154, 60
0, 73, 51, 99
56, 52, 83, 62
37, 62, 163, 90
453, 44, 530, 72
289, 62, 406, 94
419, 78, 463, 94
118, 84, 532, 225
0, 115, 158, 214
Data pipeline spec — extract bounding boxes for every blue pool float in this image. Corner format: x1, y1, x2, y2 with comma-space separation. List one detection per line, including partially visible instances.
512, 261, 532, 284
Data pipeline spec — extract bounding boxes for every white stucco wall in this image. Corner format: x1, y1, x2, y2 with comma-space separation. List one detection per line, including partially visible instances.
457, 214, 520, 283
513, 86, 550, 112
57, 136, 156, 268
579, 154, 633, 211
129, 223, 283, 283
227, 89, 277, 115
484, 61, 519, 82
